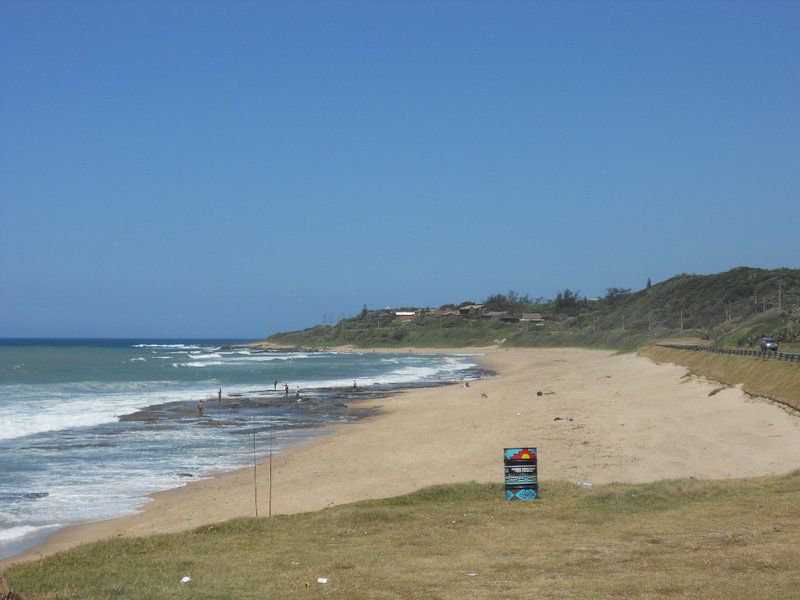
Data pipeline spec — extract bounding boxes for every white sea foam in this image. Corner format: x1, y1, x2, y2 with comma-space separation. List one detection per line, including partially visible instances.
132, 344, 203, 350
173, 361, 227, 368
294, 356, 476, 389
0, 383, 213, 441
238, 353, 311, 361
0, 524, 62, 542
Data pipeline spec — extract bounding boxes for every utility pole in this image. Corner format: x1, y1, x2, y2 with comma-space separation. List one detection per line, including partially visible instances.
622, 313, 625, 331
778, 279, 783, 311
680, 307, 684, 332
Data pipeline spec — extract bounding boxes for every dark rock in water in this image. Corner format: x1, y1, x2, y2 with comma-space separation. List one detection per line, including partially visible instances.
25, 492, 49, 500
21, 442, 115, 451
140, 424, 178, 432
120, 400, 202, 422
177, 472, 194, 478
0, 492, 48, 502
119, 409, 163, 423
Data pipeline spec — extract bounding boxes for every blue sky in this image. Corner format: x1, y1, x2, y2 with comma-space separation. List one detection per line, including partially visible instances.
1, 1, 798, 338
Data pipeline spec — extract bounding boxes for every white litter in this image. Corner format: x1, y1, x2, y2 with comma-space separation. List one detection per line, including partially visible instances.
180, 576, 191, 584
317, 577, 328, 584
579, 481, 593, 489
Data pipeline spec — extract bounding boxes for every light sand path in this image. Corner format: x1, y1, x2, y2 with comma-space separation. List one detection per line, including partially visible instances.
6, 347, 799, 567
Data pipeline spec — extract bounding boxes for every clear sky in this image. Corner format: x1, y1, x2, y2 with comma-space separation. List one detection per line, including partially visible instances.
1, 1, 798, 338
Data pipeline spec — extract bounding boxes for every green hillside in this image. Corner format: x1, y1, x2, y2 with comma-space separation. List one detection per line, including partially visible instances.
266, 267, 800, 351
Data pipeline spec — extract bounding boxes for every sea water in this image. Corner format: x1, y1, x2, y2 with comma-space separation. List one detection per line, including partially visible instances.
0, 339, 482, 560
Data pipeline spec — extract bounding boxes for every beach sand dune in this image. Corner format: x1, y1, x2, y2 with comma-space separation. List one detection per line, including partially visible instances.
7, 347, 800, 567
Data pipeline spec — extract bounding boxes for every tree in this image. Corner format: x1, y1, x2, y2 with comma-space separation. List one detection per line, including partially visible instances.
647, 277, 652, 289
483, 291, 531, 314
555, 289, 581, 309
604, 287, 632, 306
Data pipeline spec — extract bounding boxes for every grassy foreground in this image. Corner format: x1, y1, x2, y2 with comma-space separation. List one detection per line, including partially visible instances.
9, 474, 800, 599
640, 345, 800, 411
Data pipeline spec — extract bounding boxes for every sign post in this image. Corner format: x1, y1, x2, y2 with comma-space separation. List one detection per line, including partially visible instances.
504, 447, 538, 500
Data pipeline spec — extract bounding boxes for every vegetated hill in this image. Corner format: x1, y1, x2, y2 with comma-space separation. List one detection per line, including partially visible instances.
267, 267, 800, 351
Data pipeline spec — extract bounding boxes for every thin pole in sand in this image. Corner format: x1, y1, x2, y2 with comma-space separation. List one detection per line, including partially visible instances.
252, 415, 258, 518
268, 425, 273, 518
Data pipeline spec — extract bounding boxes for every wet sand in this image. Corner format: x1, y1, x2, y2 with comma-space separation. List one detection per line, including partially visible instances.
5, 347, 800, 568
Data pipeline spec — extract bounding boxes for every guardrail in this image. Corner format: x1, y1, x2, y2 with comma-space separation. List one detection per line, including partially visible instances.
656, 344, 800, 363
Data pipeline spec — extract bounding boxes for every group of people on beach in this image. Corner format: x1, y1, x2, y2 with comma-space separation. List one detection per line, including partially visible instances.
272, 379, 290, 396
195, 376, 360, 417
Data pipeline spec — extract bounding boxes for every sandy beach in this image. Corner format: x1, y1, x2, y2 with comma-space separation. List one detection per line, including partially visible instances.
5, 346, 800, 568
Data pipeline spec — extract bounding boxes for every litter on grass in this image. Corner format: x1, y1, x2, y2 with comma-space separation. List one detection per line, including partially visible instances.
317, 578, 328, 584
180, 576, 191, 584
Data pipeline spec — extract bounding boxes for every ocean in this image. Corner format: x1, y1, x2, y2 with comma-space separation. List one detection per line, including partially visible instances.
0, 339, 484, 560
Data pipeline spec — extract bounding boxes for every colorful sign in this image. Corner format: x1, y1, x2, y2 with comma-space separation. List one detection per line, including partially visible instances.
504, 447, 538, 500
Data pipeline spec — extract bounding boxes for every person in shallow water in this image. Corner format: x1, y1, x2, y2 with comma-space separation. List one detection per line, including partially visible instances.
284, 383, 289, 397
218, 388, 222, 400
197, 400, 204, 416
273, 379, 278, 390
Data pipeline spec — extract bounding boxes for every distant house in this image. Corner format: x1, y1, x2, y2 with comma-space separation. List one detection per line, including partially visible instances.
458, 304, 485, 317
480, 310, 508, 319
478, 311, 521, 323
521, 312, 545, 326
394, 311, 417, 322
429, 309, 460, 318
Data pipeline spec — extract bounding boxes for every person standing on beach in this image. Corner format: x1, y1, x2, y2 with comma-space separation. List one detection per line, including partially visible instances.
284, 383, 289, 397
218, 388, 222, 400
273, 379, 278, 390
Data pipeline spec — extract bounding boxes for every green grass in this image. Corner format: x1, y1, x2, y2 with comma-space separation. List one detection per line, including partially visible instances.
9, 474, 800, 599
